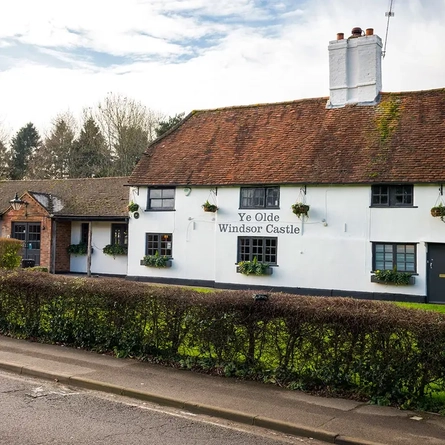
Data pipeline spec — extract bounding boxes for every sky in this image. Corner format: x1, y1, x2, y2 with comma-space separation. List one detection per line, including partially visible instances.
1, 0, 445, 139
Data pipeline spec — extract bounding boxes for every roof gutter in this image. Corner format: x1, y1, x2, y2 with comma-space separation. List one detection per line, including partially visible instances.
51, 215, 129, 222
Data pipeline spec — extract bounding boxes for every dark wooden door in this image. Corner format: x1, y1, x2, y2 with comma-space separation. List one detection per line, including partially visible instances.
12, 222, 41, 266
427, 243, 445, 304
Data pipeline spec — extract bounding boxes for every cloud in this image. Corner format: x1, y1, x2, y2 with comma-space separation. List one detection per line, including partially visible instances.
0, 0, 444, 137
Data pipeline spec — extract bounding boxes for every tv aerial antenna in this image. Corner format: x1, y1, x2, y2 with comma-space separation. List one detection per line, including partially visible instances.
382, 0, 395, 58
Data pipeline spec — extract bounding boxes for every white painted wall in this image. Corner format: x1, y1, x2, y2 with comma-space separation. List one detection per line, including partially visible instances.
127, 183, 445, 297
70, 221, 127, 275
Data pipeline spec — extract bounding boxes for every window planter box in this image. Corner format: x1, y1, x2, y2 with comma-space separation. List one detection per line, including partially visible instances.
370, 274, 415, 285
236, 265, 273, 275
140, 259, 172, 268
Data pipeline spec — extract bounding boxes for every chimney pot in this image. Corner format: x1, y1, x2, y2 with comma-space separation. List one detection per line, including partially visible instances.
351, 27, 362, 38
366, 28, 374, 36
336, 33, 344, 40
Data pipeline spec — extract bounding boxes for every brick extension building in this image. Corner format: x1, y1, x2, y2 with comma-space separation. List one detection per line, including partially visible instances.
0, 177, 129, 274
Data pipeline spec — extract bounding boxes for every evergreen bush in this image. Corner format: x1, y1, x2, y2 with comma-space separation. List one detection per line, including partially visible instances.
0, 238, 22, 269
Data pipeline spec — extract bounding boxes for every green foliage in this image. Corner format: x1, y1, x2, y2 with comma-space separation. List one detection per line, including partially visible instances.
127, 201, 139, 212
291, 202, 309, 218
374, 268, 412, 285
0, 238, 22, 269
142, 251, 170, 267
69, 117, 111, 178
202, 200, 218, 212
31, 116, 74, 179
27, 266, 49, 272
10, 122, 41, 180
0, 271, 445, 413
375, 98, 401, 143
103, 244, 128, 257
155, 113, 185, 138
237, 256, 270, 275
67, 243, 88, 255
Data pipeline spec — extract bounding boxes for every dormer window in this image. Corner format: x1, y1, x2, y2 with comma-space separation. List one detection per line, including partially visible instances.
371, 185, 413, 207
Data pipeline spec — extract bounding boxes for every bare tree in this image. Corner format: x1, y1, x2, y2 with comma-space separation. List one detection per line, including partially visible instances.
96, 93, 164, 176
0, 122, 10, 179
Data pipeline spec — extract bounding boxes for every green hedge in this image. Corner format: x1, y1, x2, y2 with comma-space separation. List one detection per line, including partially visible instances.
0, 270, 444, 412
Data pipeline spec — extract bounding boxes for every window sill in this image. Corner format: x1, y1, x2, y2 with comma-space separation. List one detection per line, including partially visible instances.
370, 274, 415, 285
369, 206, 418, 209
144, 209, 176, 212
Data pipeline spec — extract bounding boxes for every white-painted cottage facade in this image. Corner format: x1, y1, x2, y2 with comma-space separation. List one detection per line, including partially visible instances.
126, 27, 445, 304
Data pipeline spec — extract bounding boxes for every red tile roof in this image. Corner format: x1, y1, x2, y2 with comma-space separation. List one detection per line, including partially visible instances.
128, 89, 445, 186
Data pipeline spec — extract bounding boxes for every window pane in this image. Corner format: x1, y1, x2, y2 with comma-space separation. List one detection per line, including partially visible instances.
150, 190, 162, 198
266, 188, 280, 208
150, 199, 162, 208
162, 189, 175, 198
253, 189, 265, 207
162, 198, 175, 208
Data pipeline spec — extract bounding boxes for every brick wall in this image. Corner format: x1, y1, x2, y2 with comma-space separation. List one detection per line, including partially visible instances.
54, 221, 71, 272
2, 195, 52, 268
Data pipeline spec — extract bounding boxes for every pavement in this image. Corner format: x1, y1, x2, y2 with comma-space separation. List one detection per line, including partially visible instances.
0, 335, 444, 445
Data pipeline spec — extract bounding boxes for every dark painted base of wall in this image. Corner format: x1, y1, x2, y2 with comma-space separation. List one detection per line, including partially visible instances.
126, 275, 426, 303
57, 272, 127, 279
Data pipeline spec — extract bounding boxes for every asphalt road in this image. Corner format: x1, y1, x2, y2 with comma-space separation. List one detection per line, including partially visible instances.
0, 370, 325, 445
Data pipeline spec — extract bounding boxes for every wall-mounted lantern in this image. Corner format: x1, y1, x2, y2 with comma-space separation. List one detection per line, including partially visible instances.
9, 193, 28, 214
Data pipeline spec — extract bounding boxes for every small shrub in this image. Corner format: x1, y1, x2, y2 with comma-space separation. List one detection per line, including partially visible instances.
0, 238, 22, 269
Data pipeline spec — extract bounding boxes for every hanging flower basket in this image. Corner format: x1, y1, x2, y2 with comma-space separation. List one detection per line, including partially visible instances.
128, 202, 139, 213
431, 204, 445, 219
291, 202, 310, 218
202, 200, 218, 212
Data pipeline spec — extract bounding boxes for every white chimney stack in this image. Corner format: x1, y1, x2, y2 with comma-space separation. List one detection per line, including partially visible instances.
327, 27, 382, 108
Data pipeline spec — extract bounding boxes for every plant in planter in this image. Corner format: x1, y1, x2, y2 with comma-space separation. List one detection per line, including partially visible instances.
141, 251, 172, 268
127, 201, 139, 213
431, 203, 445, 220
103, 244, 128, 258
67, 243, 89, 255
237, 256, 272, 276
202, 200, 218, 212
291, 202, 310, 218
371, 268, 414, 285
